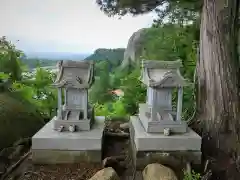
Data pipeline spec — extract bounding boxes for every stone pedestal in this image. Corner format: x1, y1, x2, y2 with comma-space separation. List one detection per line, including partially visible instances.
139, 103, 187, 133
130, 116, 202, 170
53, 105, 94, 131
32, 116, 105, 164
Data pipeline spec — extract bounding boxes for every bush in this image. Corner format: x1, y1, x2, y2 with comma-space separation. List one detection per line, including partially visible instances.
94, 99, 128, 119
183, 170, 201, 180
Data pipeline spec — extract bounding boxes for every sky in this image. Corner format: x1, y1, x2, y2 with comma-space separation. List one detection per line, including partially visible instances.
0, 0, 155, 53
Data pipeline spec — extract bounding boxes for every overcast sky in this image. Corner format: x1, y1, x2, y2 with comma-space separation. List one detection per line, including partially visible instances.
0, 0, 155, 53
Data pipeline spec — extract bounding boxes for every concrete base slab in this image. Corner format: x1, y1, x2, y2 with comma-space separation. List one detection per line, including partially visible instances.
32, 149, 101, 164
130, 116, 201, 151
129, 116, 202, 170
32, 116, 105, 164
130, 143, 202, 171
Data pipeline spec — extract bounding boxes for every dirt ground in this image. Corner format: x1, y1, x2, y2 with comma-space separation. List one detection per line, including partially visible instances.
1, 120, 139, 180
2, 120, 240, 180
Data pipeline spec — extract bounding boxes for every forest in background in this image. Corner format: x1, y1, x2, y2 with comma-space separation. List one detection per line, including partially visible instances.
21, 57, 58, 69
0, 7, 198, 145
0, 0, 239, 178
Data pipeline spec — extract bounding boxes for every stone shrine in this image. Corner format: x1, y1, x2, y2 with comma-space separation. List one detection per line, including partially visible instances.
139, 59, 187, 134
52, 60, 94, 131
130, 60, 202, 170
32, 60, 104, 164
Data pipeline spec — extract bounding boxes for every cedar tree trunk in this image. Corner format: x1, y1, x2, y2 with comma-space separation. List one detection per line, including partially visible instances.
197, 0, 240, 153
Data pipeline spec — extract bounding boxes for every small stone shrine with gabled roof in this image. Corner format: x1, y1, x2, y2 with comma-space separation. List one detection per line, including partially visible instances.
129, 59, 202, 171
32, 60, 105, 164
52, 60, 95, 132
138, 59, 188, 133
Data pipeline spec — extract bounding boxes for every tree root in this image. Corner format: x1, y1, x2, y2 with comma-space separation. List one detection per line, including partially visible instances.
0, 151, 30, 180
104, 131, 130, 138
202, 170, 212, 180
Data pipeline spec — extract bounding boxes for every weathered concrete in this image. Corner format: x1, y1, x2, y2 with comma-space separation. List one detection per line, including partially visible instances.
139, 60, 189, 133
53, 60, 95, 132
32, 116, 105, 164
32, 149, 101, 164
53, 116, 92, 131
130, 116, 201, 170
139, 104, 187, 133
131, 116, 201, 151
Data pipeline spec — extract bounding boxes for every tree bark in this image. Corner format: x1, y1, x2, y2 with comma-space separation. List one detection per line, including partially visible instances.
197, 0, 240, 153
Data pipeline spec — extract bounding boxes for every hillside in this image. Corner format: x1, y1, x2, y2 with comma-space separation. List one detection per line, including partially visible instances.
25, 52, 89, 61
21, 58, 58, 69
84, 48, 125, 66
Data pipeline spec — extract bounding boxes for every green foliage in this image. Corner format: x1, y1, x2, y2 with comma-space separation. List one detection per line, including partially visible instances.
94, 100, 127, 117
0, 72, 9, 81
12, 68, 58, 118
90, 23, 198, 120
90, 60, 113, 104
120, 68, 146, 115
138, 23, 198, 120
142, 24, 197, 80
0, 36, 22, 81
0, 38, 58, 149
96, 0, 201, 17
21, 58, 58, 70
85, 48, 124, 62
183, 170, 201, 180
85, 48, 125, 74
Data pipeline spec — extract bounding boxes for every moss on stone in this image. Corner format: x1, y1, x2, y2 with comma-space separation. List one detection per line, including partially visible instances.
0, 93, 45, 149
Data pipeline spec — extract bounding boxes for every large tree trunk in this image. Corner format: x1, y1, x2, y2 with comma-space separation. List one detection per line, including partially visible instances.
197, 0, 240, 154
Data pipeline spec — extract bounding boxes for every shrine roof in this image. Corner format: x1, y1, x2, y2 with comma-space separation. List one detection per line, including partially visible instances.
140, 60, 189, 88
52, 60, 94, 88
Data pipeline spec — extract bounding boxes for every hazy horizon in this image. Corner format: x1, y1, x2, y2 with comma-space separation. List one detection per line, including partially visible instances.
0, 0, 155, 54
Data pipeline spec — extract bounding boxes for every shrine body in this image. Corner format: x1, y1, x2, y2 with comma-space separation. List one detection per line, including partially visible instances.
32, 60, 104, 164
52, 60, 95, 131
129, 60, 202, 170
139, 60, 188, 133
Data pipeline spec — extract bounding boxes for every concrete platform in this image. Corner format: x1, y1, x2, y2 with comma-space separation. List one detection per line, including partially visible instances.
130, 116, 201, 151
32, 116, 105, 164
130, 116, 202, 170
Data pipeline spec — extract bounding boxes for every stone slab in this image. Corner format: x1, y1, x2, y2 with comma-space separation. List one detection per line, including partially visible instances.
130, 116, 201, 151
32, 116, 105, 163
129, 116, 202, 171
130, 140, 201, 171
32, 116, 104, 150
32, 149, 101, 164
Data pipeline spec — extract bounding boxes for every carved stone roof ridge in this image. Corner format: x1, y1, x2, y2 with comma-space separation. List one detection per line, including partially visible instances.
143, 59, 182, 69
140, 60, 189, 87
53, 60, 94, 89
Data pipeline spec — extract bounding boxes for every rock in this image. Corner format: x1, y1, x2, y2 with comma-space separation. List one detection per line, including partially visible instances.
88, 167, 120, 180
8, 145, 25, 160
13, 137, 31, 147
102, 156, 127, 176
0, 93, 44, 149
142, 163, 178, 180
119, 122, 129, 132
0, 156, 10, 175
121, 28, 146, 68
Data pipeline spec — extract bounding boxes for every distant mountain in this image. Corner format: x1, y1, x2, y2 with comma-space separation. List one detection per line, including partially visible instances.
25, 52, 90, 60
84, 48, 125, 65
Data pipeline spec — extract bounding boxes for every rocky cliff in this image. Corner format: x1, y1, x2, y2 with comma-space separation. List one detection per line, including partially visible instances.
121, 28, 146, 68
